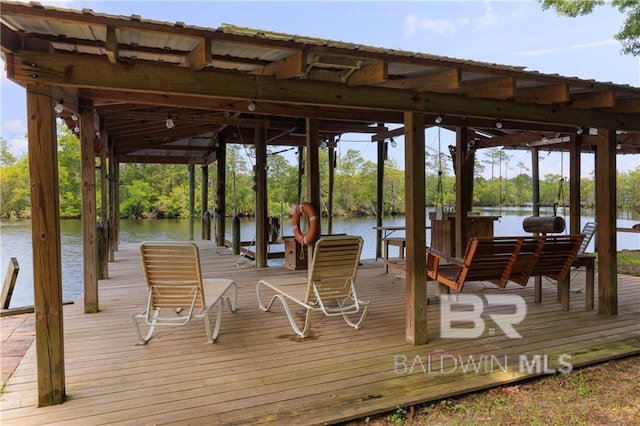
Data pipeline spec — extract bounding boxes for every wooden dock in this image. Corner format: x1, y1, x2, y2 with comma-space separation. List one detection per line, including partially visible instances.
1, 241, 639, 425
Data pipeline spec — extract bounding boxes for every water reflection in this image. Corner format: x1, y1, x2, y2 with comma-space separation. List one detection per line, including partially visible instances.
1, 207, 638, 308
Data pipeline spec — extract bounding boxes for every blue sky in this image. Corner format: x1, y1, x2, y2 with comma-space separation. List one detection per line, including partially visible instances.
1, 0, 639, 178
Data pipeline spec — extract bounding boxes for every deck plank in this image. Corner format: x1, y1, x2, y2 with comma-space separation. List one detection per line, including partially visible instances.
1, 241, 639, 425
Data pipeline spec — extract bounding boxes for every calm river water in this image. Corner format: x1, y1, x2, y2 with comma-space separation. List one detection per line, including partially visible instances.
1, 207, 638, 308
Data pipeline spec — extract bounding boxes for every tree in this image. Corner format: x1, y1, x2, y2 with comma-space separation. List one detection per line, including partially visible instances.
57, 125, 82, 217
540, 0, 640, 56
0, 138, 16, 166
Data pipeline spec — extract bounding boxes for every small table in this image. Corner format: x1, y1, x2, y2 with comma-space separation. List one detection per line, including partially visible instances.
373, 226, 406, 273
535, 254, 595, 310
384, 237, 406, 273
564, 255, 596, 311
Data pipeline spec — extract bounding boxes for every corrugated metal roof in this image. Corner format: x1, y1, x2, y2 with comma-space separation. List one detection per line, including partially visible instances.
1, 0, 638, 162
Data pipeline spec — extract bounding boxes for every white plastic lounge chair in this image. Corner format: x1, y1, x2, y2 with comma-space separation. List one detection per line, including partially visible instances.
131, 241, 237, 344
256, 235, 369, 338
570, 221, 597, 291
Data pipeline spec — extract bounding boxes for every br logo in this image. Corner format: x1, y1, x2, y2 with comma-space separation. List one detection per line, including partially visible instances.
440, 294, 527, 339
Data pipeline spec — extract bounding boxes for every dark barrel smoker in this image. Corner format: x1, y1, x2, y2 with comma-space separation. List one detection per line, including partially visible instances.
522, 216, 566, 234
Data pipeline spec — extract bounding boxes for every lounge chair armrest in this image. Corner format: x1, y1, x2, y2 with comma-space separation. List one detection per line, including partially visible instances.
426, 247, 464, 266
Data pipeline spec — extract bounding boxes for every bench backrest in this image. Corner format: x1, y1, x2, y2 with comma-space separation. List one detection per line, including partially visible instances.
461, 237, 529, 286
528, 234, 584, 282
306, 236, 363, 304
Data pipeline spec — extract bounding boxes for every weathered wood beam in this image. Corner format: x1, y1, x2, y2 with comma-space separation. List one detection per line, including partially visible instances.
5, 1, 640, 98
475, 132, 569, 149
105, 25, 119, 64
264, 50, 305, 79
570, 90, 615, 109
114, 154, 211, 164
26, 84, 66, 406
463, 77, 515, 99
382, 68, 461, 92
606, 97, 640, 113
83, 87, 395, 124
184, 37, 211, 71
514, 84, 569, 104
371, 126, 405, 142
1, 23, 22, 53
12, 51, 640, 130
404, 111, 427, 345
348, 60, 387, 86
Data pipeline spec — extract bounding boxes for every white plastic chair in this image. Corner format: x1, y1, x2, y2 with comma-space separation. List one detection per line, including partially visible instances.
256, 236, 369, 338
131, 241, 237, 344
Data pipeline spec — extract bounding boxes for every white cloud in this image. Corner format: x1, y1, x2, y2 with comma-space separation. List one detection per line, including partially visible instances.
474, 0, 497, 30
515, 39, 619, 57
403, 1, 524, 40
404, 13, 470, 38
1, 119, 28, 155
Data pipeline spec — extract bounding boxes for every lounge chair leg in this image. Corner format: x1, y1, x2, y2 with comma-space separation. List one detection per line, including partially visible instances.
204, 307, 221, 344
131, 309, 158, 345
341, 300, 370, 330
203, 284, 238, 343
257, 281, 311, 338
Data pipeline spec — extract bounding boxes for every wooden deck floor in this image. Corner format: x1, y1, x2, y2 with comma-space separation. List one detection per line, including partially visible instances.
2, 242, 639, 425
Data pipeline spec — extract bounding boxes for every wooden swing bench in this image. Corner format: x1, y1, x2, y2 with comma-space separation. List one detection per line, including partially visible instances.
426, 235, 586, 308
426, 236, 544, 292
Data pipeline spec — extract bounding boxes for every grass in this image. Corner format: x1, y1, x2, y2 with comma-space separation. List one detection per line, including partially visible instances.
349, 357, 640, 426
347, 251, 640, 426
617, 250, 640, 276
348, 356, 640, 426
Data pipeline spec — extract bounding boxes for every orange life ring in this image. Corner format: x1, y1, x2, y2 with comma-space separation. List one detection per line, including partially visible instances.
292, 203, 319, 245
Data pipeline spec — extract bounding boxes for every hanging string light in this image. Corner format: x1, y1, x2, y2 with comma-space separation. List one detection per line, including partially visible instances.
165, 113, 175, 129
54, 99, 64, 114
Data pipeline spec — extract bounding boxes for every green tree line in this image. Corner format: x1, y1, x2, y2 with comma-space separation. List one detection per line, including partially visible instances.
1, 126, 639, 219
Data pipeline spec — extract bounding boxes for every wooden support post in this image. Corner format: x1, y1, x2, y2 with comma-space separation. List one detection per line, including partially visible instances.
107, 138, 120, 255
569, 135, 582, 234
297, 147, 304, 203
531, 148, 540, 217
376, 138, 385, 259
404, 112, 427, 345
595, 129, 617, 315
306, 118, 321, 227
112, 152, 120, 252
255, 126, 268, 268
201, 165, 209, 240
108, 139, 116, 261
454, 126, 471, 257
327, 141, 336, 235
215, 132, 226, 247
26, 84, 66, 406
188, 164, 195, 240
98, 121, 108, 278
1, 258, 20, 309
80, 98, 99, 313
